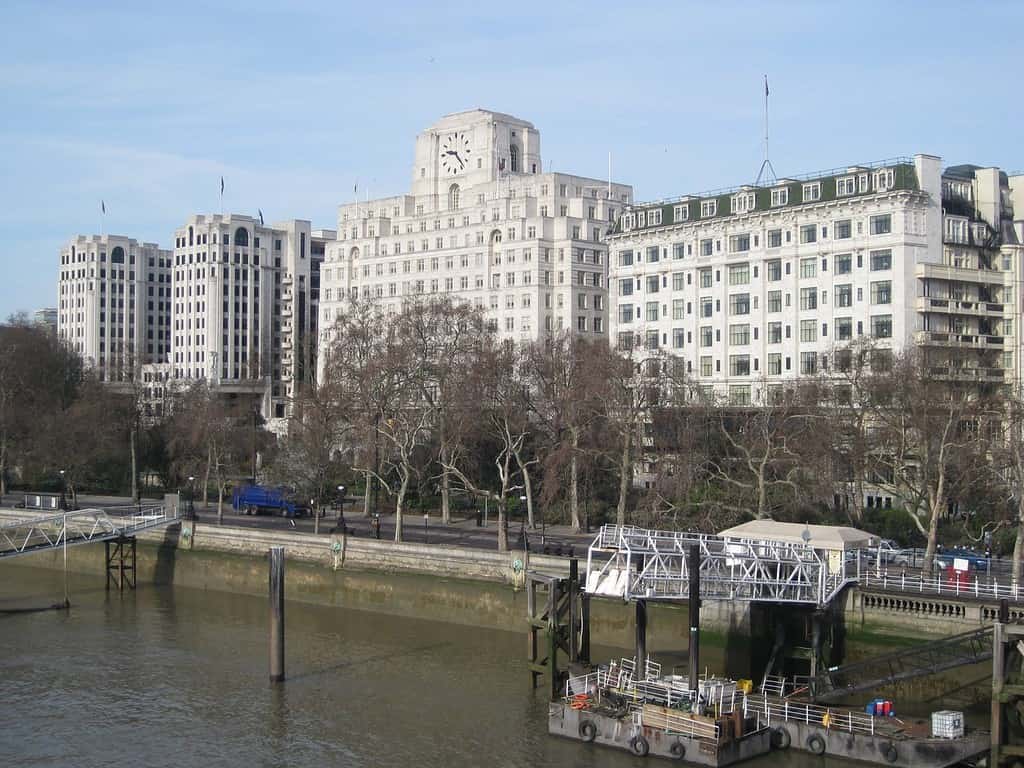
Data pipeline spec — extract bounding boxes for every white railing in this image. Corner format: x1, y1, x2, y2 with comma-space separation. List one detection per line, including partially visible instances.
0, 504, 176, 558
743, 694, 877, 736
862, 571, 1024, 602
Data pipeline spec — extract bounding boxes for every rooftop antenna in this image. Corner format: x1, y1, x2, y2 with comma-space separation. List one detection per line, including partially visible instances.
755, 75, 777, 186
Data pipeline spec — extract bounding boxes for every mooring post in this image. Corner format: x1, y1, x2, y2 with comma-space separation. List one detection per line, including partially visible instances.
992, 617, 1004, 766
688, 544, 701, 692
62, 512, 69, 608
579, 590, 591, 665
635, 599, 648, 677
568, 559, 579, 663
269, 546, 285, 683
548, 577, 561, 701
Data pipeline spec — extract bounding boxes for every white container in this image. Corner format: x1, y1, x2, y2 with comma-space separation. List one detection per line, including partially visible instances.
931, 710, 964, 739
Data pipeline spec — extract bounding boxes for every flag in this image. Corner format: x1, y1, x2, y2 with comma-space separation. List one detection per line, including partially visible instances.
353, 180, 358, 196
764, 75, 769, 97
220, 176, 225, 195
101, 200, 106, 214
258, 208, 264, 226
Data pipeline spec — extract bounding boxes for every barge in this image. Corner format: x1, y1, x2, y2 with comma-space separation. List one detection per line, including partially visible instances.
549, 658, 989, 767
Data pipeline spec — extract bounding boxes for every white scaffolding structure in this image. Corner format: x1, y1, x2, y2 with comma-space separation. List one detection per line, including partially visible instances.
0, 505, 176, 559
585, 524, 859, 607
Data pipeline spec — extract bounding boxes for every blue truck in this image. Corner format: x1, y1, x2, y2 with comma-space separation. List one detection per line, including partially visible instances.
231, 484, 307, 518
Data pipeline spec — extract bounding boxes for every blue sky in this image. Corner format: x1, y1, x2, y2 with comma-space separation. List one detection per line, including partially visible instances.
2, 0, 1022, 318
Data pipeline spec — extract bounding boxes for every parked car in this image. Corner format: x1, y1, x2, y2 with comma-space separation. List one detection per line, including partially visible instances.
935, 548, 989, 572
231, 484, 307, 518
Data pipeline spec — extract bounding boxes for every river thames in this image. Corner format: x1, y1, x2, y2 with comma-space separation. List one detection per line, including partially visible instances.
0, 566, 905, 767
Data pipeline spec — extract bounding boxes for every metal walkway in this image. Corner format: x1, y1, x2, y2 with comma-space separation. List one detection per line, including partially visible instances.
585, 525, 857, 607
805, 625, 995, 703
0, 505, 178, 559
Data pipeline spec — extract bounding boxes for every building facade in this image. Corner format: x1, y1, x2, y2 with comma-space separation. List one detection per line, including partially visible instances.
170, 214, 332, 420
57, 234, 172, 381
607, 155, 1024, 404
33, 307, 57, 335
318, 109, 632, 360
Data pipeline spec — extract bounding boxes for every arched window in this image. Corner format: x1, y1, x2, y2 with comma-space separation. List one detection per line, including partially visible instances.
111, 246, 125, 264
350, 247, 360, 260
234, 227, 249, 247
490, 229, 502, 244
448, 183, 460, 211
509, 144, 519, 173
188, 226, 194, 246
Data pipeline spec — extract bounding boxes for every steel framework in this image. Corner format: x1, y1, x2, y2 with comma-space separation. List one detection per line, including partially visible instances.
0, 504, 177, 559
585, 524, 857, 607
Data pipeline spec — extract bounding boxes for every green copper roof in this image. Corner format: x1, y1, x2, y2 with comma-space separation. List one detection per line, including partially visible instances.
609, 159, 919, 237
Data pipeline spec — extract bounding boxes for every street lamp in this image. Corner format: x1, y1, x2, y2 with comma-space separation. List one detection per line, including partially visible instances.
59, 469, 66, 511
519, 495, 528, 550
423, 513, 429, 544
187, 475, 195, 519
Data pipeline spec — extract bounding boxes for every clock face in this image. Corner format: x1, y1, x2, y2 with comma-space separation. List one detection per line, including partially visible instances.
440, 132, 471, 175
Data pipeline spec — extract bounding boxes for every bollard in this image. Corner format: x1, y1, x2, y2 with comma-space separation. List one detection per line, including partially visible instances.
269, 546, 285, 683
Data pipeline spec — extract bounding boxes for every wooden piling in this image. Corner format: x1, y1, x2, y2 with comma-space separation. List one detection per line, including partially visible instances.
688, 544, 701, 692
568, 559, 579, 663
269, 546, 285, 683
635, 599, 648, 676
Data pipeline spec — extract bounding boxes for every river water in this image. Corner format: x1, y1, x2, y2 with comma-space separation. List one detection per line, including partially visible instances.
0, 566, 949, 768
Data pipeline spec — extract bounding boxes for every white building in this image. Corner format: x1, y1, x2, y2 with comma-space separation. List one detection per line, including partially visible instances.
57, 234, 172, 381
170, 214, 333, 421
607, 155, 1024, 404
318, 109, 632, 359
33, 307, 57, 335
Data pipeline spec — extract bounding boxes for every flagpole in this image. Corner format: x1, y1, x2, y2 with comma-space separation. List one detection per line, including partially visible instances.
607, 152, 612, 197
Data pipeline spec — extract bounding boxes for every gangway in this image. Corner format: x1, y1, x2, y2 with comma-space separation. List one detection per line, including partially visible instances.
804, 624, 995, 703
0, 504, 178, 559
585, 524, 859, 608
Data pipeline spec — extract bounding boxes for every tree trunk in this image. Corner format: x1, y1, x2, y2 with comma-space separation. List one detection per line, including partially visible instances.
203, 445, 212, 507
569, 431, 581, 533
314, 502, 320, 535
394, 473, 409, 543
922, 496, 943, 576
441, 449, 451, 526
130, 426, 139, 503
522, 464, 535, 529
0, 431, 7, 496
616, 431, 631, 527
1013, 496, 1024, 585
217, 475, 224, 524
363, 471, 372, 517
497, 493, 508, 552
757, 472, 768, 519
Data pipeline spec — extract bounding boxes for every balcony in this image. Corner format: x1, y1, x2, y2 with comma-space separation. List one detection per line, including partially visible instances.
916, 331, 1004, 348
917, 298, 1005, 316
928, 365, 1005, 382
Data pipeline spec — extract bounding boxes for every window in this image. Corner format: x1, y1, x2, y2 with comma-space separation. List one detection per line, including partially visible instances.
767, 353, 782, 375
729, 324, 750, 345
768, 290, 782, 313
871, 314, 893, 338
870, 214, 892, 235
700, 268, 712, 288
672, 328, 685, 348
619, 249, 634, 266
796, 287, 818, 312
836, 317, 852, 340
836, 253, 852, 274
619, 304, 633, 324
673, 205, 689, 222
649, 209, 662, 225
800, 319, 817, 342
700, 200, 718, 218
448, 183, 461, 210
700, 356, 713, 376
729, 234, 751, 253
835, 219, 852, 240
731, 192, 755, 214
799, 257, 816, 278
619, 278, 633, 296
800, 352, 817, 375
767, 229, 782, 248
767, 259, 782, 281
700, 297, 713, 318
646, 275, 659, 293
729, 355, 751, 376
800, 225, 817, 244
700, 239, 713, 257
870, 249, 892, 271
874, 168, 895, 191
672, 299, 684, 320
672, 272, 684, 290
771, 187, 789, 207
802, 182, 821, 201
729, 385, 751, 405
728, 263, 750, 285
835, 284, 852, 307
870, 280, 891, 305
700, 326, 713, 347
646, 302, 659, 321
836, 176, 857, 196
647, 246, 660, 263
729, 293, 750, 315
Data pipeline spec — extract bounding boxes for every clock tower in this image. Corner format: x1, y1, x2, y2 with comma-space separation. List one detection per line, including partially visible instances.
410, 109, 542, 198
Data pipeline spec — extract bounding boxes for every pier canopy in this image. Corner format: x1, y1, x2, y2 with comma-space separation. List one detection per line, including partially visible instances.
718, 521, 876, 552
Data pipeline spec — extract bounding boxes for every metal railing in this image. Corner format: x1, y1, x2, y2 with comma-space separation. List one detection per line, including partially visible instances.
0, 504, 176, 559
862, 570, 1024, 602
743, 693, 877, 736
587, 524, 855, 607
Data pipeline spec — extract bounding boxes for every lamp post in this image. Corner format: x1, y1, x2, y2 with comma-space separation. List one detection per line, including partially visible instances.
187, 475, 195, 520
59, 469, 66, 511
519, 495, 528, 551
423, 513, 429, 544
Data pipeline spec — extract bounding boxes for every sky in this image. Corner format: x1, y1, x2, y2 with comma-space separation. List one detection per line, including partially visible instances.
2, 0, 1022, 318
